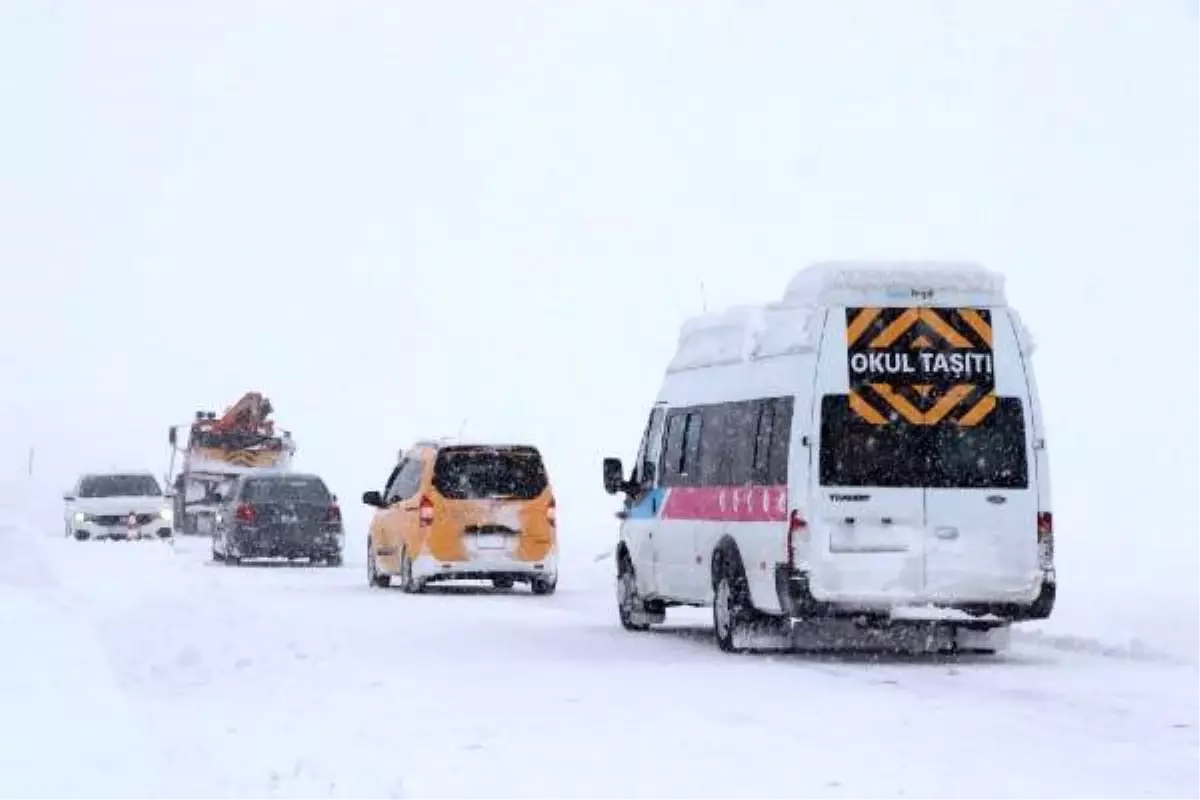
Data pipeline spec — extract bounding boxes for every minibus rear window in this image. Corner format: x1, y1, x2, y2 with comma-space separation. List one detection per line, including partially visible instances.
433, 447, 549, 500
819, 395, 1028, 489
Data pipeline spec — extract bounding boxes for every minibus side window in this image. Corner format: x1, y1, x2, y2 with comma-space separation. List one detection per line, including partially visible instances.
766, 397, 794, 485
751, 401, 775, 480
665, 397, 796, 489
630, 408, 666, 494
680, 412, 703, 484
661, 411, 688, 485
700, 402, 753, 486
662, 409, 702, 487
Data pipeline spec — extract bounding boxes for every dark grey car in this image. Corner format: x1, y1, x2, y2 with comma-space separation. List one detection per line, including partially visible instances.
211, 473, 344, 566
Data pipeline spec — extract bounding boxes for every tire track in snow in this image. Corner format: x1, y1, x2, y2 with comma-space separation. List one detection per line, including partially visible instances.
18, 530, 1199, 799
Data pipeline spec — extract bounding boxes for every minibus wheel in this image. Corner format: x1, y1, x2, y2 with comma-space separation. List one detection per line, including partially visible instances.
713, 556, 754, 653
617, 553, 650, 631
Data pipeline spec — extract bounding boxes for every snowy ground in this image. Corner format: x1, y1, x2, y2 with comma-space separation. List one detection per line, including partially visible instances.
1, 511, 1197, 799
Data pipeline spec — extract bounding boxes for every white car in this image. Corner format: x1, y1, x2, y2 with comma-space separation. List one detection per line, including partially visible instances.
64, 472, 175, 541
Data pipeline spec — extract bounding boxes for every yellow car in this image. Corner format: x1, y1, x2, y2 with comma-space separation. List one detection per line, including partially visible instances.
364, 440, 558, 594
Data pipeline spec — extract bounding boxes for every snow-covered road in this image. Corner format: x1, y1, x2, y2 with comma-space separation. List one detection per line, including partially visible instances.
2, 518, 1196, 799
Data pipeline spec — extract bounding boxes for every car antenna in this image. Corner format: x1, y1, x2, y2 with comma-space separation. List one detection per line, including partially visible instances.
457, 418, 468, 439
699, 281, 708, 312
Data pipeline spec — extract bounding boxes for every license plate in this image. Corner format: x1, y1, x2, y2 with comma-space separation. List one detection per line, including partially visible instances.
280, 513, 298, 524
475, 533, 505, 549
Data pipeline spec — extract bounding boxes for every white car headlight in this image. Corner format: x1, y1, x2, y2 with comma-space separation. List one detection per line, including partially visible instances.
73, 511, 86, 523
160, 508, 174, 523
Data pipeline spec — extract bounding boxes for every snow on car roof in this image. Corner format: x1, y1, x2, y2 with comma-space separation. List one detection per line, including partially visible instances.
240, 471, 324, 481
410, 438, 540, 452
81, 469, 158, 480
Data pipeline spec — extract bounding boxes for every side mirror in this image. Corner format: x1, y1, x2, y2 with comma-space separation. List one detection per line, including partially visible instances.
168, 428, 177, 446
63, 493, 75, 502
362, 490, 385, 508
212, 493, 226, 504
602, 458, 625, 495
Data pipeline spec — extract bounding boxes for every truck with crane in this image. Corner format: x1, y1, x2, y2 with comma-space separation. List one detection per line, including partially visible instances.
167, 392, 296, 536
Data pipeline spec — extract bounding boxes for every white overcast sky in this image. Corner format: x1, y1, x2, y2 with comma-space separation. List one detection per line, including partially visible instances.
1, 1, 1196, 585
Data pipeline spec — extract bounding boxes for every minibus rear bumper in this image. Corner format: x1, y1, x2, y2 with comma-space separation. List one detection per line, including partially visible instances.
774, 565, 1056, 626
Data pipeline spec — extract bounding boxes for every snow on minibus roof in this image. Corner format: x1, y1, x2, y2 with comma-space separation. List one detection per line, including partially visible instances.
782, 260, 1006, 308
667, 261, 1008, 373
668, 303, 819, 372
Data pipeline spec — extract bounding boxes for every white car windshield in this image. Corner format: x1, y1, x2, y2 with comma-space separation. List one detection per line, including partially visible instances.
78, 474, 162, 498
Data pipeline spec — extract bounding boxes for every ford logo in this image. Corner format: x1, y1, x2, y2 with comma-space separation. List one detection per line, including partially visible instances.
986, 495, 1007, 505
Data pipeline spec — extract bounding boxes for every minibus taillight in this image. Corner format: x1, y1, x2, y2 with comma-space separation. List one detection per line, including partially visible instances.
546, 498, 557, 527
325, 504, 342, 524
419, 495, 435, 527
1037, 511, 1054, 569
787, 509, 808, 566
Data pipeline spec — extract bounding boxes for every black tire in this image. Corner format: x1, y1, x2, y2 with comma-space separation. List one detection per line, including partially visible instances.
367, 540, 389, 588
531, 577, 557, 596
398, 548, 424, 594
492, 576, 515, 590
326, 553, 344, 568
712, 550, 760, 653
73, 530, 89, 542
215, 532, 237, 563
617, 553, 650, 631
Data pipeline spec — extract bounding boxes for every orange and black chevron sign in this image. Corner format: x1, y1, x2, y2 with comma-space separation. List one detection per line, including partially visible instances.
195, 447, 283, 469
845, 307, 998, 427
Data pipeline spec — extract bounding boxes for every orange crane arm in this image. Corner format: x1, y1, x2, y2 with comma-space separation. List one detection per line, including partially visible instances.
210, 392, 274, 433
